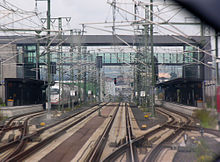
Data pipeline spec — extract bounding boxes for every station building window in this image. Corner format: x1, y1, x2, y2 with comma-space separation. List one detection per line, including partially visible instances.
111, 53, 117, 63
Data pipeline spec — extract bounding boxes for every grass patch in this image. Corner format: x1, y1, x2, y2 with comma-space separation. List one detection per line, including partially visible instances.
139, 106, 151, 113
64, 107, 73, 112
195, 139, 215, 162
0, 112, 7, 121
194, 109, 217, 129
0, 103, 6, 107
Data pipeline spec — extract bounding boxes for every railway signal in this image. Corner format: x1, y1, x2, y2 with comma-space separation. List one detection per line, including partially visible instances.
114, 78, 117, 85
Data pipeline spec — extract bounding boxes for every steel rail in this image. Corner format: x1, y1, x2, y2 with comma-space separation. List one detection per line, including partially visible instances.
0, 103, 103, 154
183, 125, 220, 137
1, 112, 45, 162
0, 110, 45, 142
144, 107, 192, 162
0, 125, 4, 130
145, 107, 220, 161
1, 125, 23, 132
103, 106, 182, 161
144, 126, 184, 162
159, 107, 220, 137
85, 103, 120, 162
104, 106, 220, 161
125, 103, 138, 162
5, 103, 109, 162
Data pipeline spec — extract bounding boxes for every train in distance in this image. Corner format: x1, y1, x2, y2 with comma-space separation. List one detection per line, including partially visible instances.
50, 81, 83, 107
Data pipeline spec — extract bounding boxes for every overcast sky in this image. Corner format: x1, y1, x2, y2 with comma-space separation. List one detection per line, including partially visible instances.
6, 0, 112, 33
3, 0, 206, 36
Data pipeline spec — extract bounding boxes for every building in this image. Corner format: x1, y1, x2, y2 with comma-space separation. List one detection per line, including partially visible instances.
0, 43, 46, 105
0, 35, 212, 106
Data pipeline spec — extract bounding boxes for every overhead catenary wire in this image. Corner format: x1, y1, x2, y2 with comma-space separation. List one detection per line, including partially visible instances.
85, 9, 213, 70
107, 1, 216, 60
0, 2, 42, 28
0, 0, 37, 14
85, 23, 205, 69
0, 14, 37, 28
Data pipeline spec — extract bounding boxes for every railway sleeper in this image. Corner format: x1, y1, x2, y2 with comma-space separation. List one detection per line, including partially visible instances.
177, 146, 196, 152
27, 134, 40, 142
8, 134, 15, 143
149, 136, 161, 144
109, 137, 127, 147
29, 136, 42, 142
139, 147, 149, 154
15, 135, 20, 141
135, 138, 152, 148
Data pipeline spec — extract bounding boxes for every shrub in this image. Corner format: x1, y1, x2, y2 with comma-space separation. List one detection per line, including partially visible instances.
0, 98, 3, 105
195, 139, 215, 162
194, 109, 217, 129
0, 113, 7, 121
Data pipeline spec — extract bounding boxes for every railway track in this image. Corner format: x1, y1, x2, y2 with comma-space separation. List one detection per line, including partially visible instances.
125, 103, 138, 162
159, 107, 220, 137
102, 105, 178, 162
0, 110, 45, 143
1, 103, 219, 161
84, 103, 137, 162
0, 125, 4, 131
102, 105, 220, 162
0, 111, 46, 161
0, 103, 108, 162
85, 103, 120, 161
143, 107, 192, 162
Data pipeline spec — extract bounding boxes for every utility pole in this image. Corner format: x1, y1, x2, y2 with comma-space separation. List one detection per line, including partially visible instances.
96, 56, 102, 116
40, 16, 70, 111
36, 0, 51, 113
77, 31, 82, 105
36, 33, 40, 80
47, 0, 51, 113
83, 47, 87, 103
133, 2, 137, 105
58, 17, 63, 111
112, 0, 116, 36
98, 69, 101, 115
70, 29, 74, 110
215, 31, 220, 130
144, 5, 150, 109
136, 48, 141, 106
93, 53, 97, 103
216, 31, 219, 85
150, 0, 155, 117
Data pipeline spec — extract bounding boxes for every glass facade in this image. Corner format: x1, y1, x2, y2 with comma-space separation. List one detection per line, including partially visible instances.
17, 45, 37, 79
94, 52, 136, 64
16, 44, 201, 83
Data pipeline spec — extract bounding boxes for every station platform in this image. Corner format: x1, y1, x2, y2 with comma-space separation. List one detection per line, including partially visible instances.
156, 100, 217, 116
0, 104, 43, 117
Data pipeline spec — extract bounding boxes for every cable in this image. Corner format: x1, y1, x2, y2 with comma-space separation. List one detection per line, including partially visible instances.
108, 1, 215, 61
167, 8, 183, 22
